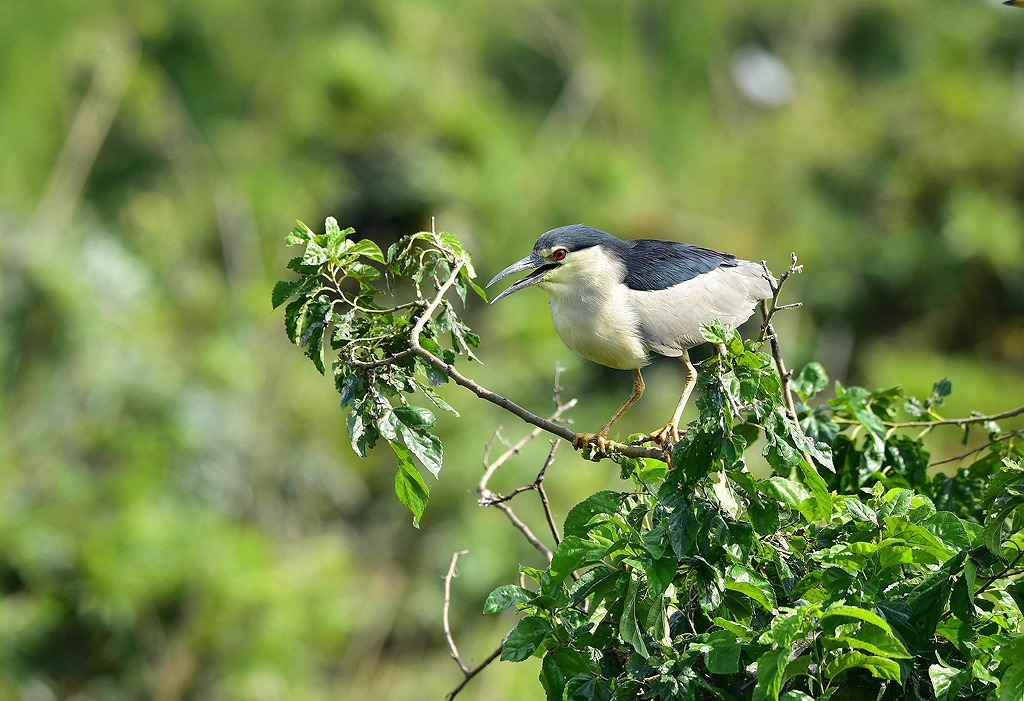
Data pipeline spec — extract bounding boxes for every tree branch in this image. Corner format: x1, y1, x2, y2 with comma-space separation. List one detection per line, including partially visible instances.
346, 264, 666, 461
759, 253, 803, 425
443, 550, 471, 676
442, 549, 505, 701
885, 404, 1024, 429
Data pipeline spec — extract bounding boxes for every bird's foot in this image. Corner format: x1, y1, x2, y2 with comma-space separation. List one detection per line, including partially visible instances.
648, 423, 682, 447
573, 431, 611, 455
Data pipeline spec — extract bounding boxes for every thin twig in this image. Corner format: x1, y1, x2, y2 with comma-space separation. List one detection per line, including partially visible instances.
885, 405, 1024, 429
443, 550, 471, 675
930, 430, 1024, 468
759, 253, 803, 425
536, 441, 562, 545
446, 644, 504, 701
492, 503, 553, 561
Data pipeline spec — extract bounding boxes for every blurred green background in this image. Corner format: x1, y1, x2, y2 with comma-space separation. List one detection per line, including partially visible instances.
2, 0, 1024, 698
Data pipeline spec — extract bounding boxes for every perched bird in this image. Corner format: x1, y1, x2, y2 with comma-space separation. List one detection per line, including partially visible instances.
487, 224, 773, 450
1005, 1, 1024, 7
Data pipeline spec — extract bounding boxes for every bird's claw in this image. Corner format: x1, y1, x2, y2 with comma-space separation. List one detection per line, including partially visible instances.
648, 423, 682, 447
573, 431, 611, 457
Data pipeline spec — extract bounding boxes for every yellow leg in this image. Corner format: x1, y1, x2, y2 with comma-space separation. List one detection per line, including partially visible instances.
651, 351, 697, 446
574, 368, 645, 451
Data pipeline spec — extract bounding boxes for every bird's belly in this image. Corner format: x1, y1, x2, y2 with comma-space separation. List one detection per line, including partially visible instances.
549, 294, 649, 370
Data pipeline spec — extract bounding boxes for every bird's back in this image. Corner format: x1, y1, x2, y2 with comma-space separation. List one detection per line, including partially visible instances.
621, 240, 773, 357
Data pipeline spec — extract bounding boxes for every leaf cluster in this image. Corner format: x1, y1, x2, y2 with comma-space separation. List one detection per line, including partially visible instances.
486, 326, 1024, 701
273, 219, 485, 525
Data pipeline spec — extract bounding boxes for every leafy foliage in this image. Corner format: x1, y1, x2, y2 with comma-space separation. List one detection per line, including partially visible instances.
487, 328, 1024, 700
277, 225, 1024, 699
274, 219, 485, 525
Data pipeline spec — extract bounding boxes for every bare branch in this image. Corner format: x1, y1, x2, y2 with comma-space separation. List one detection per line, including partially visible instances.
930, 430, 1024, 468
443, 550, 471, 676
446, 644, 503, 701
442, 549, 505, 701
759, 253, 803, 425
536, 441, 562, 545
886, 405, 1024, 429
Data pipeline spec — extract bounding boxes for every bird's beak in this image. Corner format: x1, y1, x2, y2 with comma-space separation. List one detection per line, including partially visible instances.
486, 253, 554, 303
1006, 1, 1024, 7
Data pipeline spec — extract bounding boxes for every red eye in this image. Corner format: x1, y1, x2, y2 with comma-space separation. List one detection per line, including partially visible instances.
553, 249, 567, 261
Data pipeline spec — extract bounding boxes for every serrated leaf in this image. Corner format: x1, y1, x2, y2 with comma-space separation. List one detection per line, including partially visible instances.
566, 565, 618, 606
549, 536, 603, 582
347, 238, 386, 263
502, 616, 552, 662
271, 279, 302, 309
564, 491, 623, 538
484, 584, 534, 615
397, 424, 443, 478
564, 675, 612, 701
540, 648, 594, 701
793, 362, 829, 400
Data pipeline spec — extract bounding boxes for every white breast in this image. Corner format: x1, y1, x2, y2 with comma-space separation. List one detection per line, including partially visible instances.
538, 247, 650, 370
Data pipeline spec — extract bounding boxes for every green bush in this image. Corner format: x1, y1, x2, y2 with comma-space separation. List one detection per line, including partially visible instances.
278, 221, 1024, 700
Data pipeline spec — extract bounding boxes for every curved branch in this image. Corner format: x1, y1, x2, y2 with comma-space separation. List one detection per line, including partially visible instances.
345, 263, 667, 461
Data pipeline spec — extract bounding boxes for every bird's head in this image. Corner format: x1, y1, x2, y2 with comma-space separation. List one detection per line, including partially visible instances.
486, 225, 620, 303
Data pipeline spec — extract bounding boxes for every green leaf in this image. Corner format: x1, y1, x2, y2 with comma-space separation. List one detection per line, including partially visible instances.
761, 477, 810, 508
793, 362, 829, 400
484, 585, 534, 615
843, 496, 877, 524
393, 405, 436, 429
392, 442, 429, 527
620, 573, 649, 658
830, 624, 912, 660
501, 616, 552, 662
929, 663, 970, 701
565, 565, 618, 607
284, 296, 310, 345
285, 221, 314, 246
549, 536, 603, 582
704, 630, 742, 674
563, 491, 623, 538
754, 647, 790, 701
540, 648, 595, 701
564, 675, 612, 701
922, 511, 972, 550
346, 238, 386, 263
798, 461, 833, 520
999, 662, 1024, 701
726, 565, 778, 612
825, 651, 902, 682
821, 605, 896, 636
271, 278, 302, 309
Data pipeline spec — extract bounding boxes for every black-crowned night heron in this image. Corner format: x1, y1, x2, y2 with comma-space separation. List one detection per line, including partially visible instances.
487, 224, 773, 450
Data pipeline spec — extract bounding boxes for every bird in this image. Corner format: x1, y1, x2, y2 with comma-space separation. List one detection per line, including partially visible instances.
487, 224, 774, 451
1005, 1, 1024, 7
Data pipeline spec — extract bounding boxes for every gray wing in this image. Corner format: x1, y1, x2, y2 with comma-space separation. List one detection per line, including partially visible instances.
626, 260, 774, 357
